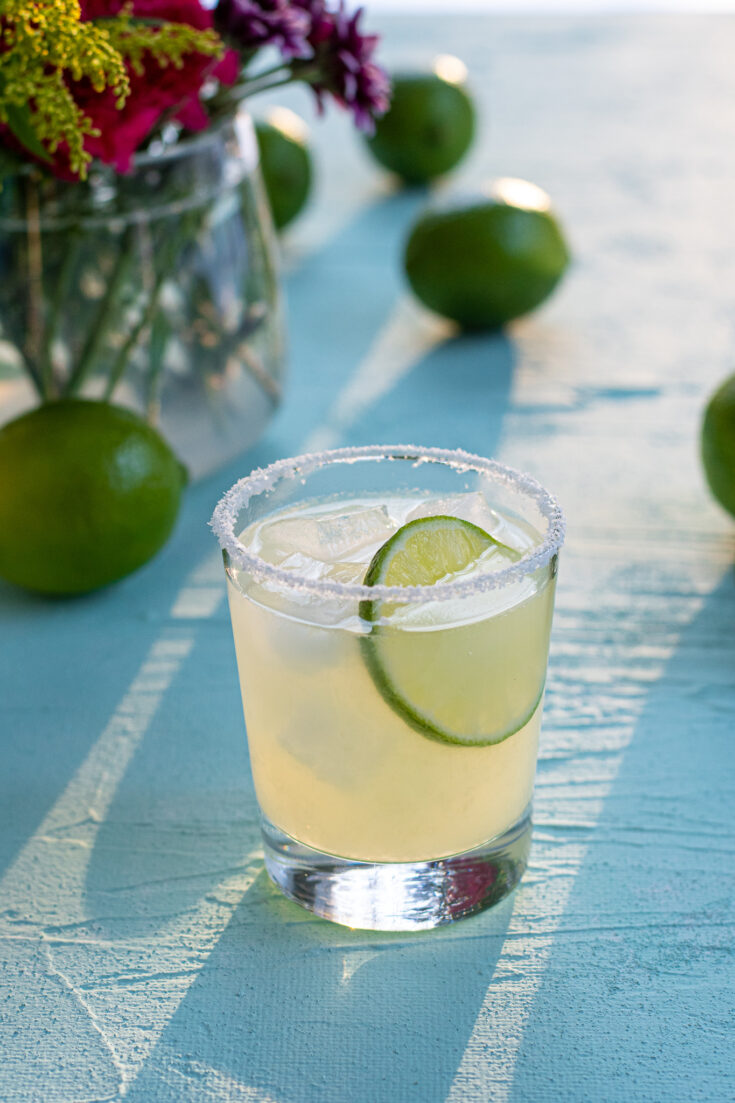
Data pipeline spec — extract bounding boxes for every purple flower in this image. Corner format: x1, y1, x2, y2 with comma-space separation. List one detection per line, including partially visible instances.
299, 3, 390, 132
215, 0, 313, 59
291, 0, 331, 38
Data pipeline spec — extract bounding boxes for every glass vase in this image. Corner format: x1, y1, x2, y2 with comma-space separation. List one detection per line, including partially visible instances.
0, 112, 285, 480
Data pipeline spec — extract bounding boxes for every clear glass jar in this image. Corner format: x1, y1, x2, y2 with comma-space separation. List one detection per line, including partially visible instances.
0, 112, 285, 479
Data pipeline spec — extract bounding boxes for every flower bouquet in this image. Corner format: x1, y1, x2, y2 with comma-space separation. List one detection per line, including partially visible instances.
0, 0, 389, 595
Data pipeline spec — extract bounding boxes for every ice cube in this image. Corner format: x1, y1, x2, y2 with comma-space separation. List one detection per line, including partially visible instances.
275, 551, 370, 589
265, 604, 345, 668
406, 492, 535, 554
254, 504, 395, 567
407, 491, 499, 530
277, 684, 390, 788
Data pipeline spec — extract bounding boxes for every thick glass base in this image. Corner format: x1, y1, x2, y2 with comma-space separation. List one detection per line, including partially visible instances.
261, 810, 532, 931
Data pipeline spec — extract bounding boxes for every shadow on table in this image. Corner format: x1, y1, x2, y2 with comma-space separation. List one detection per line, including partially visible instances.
78, 188, 525, 1096
78, 187, 519, 935
340, 327, 517, 455
80, 319, 521, 1094
0, 572, 197, 879
506, 570, 735, 1103
0, 188, 424, 882
276, 187, 428, 446
278, 184, 520, 459
4, 180, 525, 1096
79, 621, 257, 938
123, 872, 516, 1103
77, 179, 520, 919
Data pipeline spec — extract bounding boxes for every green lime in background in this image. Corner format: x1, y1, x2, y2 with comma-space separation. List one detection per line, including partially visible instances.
701, 373, 735, 519
255, 108, 313, 231
366, 55, 476, 184
404, 178, 571, 329
0, 399, 186, 595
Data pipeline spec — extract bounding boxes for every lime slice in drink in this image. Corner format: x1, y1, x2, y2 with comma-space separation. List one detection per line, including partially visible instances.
360, 515, 542, 746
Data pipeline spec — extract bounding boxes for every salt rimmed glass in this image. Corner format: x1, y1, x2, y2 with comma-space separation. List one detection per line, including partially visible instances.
212, 445, 565, 931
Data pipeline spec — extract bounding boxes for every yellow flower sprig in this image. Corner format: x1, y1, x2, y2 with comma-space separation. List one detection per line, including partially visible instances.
0, 1, 129, 175
0, 1, 223, 178
102, 11, 222, 79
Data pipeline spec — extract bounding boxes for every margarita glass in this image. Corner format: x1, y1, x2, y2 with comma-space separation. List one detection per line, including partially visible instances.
211, 445, 565, 930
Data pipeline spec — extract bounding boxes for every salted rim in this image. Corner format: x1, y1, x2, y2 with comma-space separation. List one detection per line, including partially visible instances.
210, 445, 566, 603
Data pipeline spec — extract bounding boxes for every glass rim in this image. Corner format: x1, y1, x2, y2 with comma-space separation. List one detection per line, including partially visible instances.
210, 444, 566, 603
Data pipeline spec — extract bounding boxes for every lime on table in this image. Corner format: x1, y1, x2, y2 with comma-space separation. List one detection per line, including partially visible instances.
366, 56, 476, 184
404, 178, 570, 329
702, 373, 735, 519
359, 515, 543, 746
255, 108, 313, 231
0, 399, 186, 595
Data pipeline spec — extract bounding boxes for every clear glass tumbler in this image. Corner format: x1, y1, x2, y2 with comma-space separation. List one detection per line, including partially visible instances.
211, 445, 565, 930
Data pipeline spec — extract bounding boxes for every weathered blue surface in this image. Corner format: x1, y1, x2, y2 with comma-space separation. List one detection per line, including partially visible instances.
2, 14, 734, 1103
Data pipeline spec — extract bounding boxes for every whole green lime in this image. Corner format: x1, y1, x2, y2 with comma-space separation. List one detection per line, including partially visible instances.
701, 373, 735, 519
255, 108, 313, 231
366, 58, 475, 184
404, 178, 571, 329
0, 399, 186, 595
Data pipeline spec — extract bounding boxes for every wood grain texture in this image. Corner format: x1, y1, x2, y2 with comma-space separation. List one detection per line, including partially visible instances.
1, 14, 734, 1103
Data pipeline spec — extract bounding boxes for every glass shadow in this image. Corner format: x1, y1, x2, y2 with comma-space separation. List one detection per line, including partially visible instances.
507, 570, 735, 1103
122, 873, 516, 1103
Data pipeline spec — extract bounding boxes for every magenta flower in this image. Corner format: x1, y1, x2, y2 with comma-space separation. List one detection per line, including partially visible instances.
215, 0, 313, 59
299, 3, 390, 132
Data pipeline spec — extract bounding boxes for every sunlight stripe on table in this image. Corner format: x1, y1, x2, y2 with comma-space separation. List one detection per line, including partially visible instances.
0, 288, 445, 1093
170, 548, 226, 619
443, 574, 718, 1103
301, 295, 451, 454
0, 553, 259, 1099
0, 631, 192, 1093
23, 290, 452, 1092
0, 632, 194, 848
443, 845, 590, 1103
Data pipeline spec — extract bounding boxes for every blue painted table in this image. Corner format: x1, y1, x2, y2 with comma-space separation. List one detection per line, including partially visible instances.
2, 14, 734, 1102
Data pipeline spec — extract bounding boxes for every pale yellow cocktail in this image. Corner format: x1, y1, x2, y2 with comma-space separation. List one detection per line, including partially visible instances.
212, 446, 564, 929
227, 492, 555, 862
